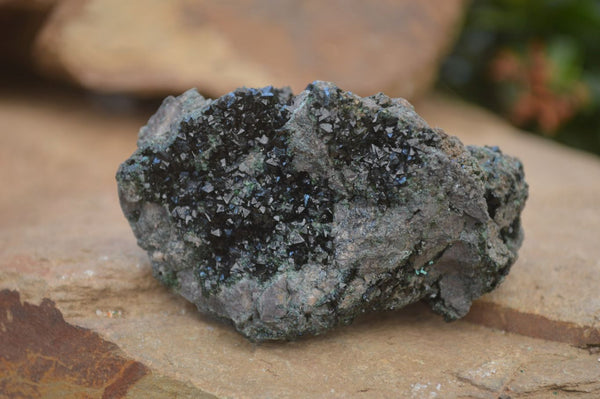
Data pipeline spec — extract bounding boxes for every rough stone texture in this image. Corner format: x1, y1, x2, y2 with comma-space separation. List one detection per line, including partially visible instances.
1, 85, 600, 397
32, 0, 466, 99
116, 82, 528, 341
0, 290, 213, 399
418, 96, 600, 347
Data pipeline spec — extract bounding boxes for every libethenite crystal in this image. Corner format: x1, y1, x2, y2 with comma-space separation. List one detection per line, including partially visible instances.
116, 81, 528, 341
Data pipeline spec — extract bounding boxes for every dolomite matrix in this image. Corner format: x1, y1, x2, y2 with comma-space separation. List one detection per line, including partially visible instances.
116, 81, 528, 341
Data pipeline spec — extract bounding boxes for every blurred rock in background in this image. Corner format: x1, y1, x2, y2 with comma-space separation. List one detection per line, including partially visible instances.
3, 0, 467, 99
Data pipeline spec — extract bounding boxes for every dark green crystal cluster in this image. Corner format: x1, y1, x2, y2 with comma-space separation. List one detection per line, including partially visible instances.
117, 81, 528, 341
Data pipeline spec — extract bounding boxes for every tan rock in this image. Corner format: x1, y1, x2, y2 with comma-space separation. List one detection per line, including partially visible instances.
1, 87, 600, 397
32, 0, 466, 99
456, 357, 521, 392
508, 355, 600, 395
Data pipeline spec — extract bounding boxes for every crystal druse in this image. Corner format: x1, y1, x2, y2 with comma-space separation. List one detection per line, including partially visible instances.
116, 81, 528, 341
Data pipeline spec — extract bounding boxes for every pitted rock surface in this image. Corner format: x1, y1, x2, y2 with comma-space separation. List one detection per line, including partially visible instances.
116, 81, 528, 341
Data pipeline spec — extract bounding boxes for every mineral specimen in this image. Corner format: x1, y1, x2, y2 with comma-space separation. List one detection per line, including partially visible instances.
116, 81, 528, 341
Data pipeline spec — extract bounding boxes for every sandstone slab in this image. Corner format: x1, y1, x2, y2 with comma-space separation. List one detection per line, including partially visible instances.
0, 289, 213, 398
1, 86, 599, 397
33, 0, 465, 99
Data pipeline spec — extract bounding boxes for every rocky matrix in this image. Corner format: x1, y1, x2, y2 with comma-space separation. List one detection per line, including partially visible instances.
116, 81, 528, 341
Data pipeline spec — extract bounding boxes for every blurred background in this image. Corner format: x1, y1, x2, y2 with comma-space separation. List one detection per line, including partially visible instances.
2, 0, 599, 156
440, 0, 600, 155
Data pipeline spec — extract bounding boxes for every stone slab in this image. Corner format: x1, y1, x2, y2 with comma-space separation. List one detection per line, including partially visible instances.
418, 96, 600, 347
1, 87, 600, 397
0, 290, 213, 398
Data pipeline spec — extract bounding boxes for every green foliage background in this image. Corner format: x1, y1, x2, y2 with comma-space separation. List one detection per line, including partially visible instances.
439, 0, 600, 155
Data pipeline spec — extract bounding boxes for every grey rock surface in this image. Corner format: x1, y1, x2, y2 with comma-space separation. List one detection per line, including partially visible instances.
116, 81, 528, 341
